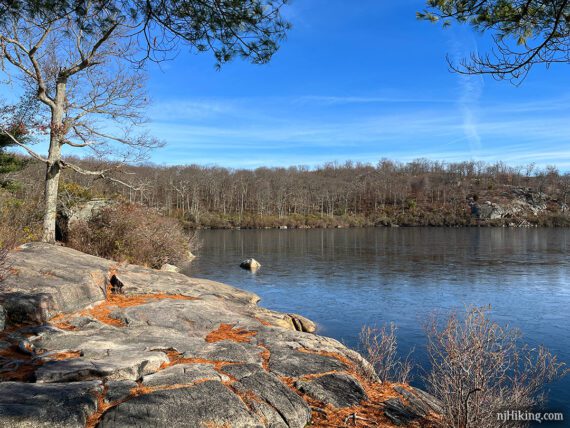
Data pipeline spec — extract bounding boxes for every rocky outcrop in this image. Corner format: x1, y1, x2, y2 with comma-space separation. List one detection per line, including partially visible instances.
159, 263, 180, 273
63, 199, 113, 226
476, 186, 565, 225
0, 243, 441, 427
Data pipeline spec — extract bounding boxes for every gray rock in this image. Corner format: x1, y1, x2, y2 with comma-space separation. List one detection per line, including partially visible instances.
269, 348, 347, 378
65, 199, 113, 226
190, 340, 263, 364
393, 385, 444, 415
0, 243, 439, 427
36, 359, 107, 383
99, 381, 262, 428
1, 243, 110, 327
159, 263, 180, 273
234, 370, 311, 428
142, 363, 229, 387
107, 309, 129, 326
240, 258, 261, 270
105, 380, 138, 404
0, 304, 5, 330
287, 313, 317, 333
296, 373, 367, 408
0, 381, 101, 428
220, 363, 265, 380
384, 394, 440, 426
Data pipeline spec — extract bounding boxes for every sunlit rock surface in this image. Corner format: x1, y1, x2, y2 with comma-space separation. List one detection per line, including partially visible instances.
0, 243, 441, 427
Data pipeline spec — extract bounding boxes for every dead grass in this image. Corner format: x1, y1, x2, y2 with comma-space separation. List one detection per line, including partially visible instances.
205, 323, 257, 344
160, 349, 238, 375
81, 293, 198, 327
85, 384, 112, 428
258, 342, 271, 371
254, 316, 273, 327
290, 348, 440, 427
44, 350, 82, 361
48, 313, 78, 331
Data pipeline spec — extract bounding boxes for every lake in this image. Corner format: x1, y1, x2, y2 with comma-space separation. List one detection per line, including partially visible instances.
183, 227, 570, 415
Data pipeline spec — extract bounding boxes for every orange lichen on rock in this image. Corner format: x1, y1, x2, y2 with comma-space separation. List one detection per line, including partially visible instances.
130, 379, 217, 398
306, 382, 407, 427
160, 350, 238, 375
202, 422, 232, 428
49, 313, 77, 331
44, 350, 82, 361
49, 292, 199, 329
282, 349, 440, 427
258, 343, 271, 371
85, 384, 112, 428
254, 316, 273, 327
80, 293, 199, 327
205, 323, 257, 344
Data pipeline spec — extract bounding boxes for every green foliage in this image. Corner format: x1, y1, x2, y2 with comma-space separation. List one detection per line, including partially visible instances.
1, 0, 291, 67
59, 180, 97, 204
0, 153, 27, 176
419, 0, 570, 80
0, 90, 42, 180
0, 190, 43, 247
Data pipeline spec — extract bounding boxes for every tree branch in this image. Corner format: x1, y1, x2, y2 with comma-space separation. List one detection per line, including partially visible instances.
0, 126, 48, 163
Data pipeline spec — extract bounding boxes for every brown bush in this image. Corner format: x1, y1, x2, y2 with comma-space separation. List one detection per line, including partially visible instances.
425, 306, 568, 428
359, 323, 413, 383
67, 203, 197, 268
0, 191, 43, 246
0, 244, 8, 282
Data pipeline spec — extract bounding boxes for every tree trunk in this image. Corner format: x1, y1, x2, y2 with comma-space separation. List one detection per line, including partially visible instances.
41, 160, 61, 243
41, 78, 66, 243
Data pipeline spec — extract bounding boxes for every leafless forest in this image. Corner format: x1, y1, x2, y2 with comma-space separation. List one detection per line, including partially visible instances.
5, 157, 568, 230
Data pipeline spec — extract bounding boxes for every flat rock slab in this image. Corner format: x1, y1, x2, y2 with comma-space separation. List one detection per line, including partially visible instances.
0, 381, 101, 428
0, 243, 439, 427
296, 373, 367, 408
142, 363, 229, 387
99, 381, 262, 428
268, 348, 348, 378
231, 367, 311, 427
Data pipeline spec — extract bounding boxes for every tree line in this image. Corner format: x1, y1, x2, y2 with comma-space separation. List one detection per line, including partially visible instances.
6, 157, 565, 229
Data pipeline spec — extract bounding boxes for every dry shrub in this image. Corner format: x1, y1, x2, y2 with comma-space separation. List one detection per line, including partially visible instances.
67, 203, 196, 268
359, 322, 413, 383
425, 306, 568, 428
0, 191, 43, 246
0, 244, 9, 282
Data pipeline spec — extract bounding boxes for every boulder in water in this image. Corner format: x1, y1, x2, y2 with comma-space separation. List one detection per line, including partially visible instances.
240, 258, 261, 270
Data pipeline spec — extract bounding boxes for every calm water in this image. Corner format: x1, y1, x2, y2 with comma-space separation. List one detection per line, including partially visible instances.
183, 228, 570, 415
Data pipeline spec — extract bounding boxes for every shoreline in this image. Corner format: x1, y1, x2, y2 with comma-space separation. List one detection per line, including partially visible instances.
0, 243, 442, 427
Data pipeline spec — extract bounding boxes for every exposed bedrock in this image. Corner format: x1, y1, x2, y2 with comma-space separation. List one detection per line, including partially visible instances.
0, 243, 441, 427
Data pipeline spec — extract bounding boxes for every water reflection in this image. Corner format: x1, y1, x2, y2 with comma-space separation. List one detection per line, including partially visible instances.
183, 228, 569, 414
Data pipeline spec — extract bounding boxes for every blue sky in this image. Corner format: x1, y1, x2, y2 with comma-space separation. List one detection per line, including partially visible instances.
144, 0, 570, 170
5, 0, 570, 170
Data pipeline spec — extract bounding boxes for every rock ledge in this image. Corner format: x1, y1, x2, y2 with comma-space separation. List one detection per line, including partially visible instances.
0, 243, 441, 427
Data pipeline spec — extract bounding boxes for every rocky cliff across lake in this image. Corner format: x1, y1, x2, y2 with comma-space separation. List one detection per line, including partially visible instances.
0, 243, 442, 427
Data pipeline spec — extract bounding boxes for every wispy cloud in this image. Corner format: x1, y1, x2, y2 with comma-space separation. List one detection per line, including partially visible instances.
147, 93, 570, 169
448, 28, 485, 155
294, 95, 455, 106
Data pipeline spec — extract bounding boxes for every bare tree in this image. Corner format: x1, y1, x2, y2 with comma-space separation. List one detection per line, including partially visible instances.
359, 323, 413, 383
425, 306, 568, 428
0, 1, 290, 243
